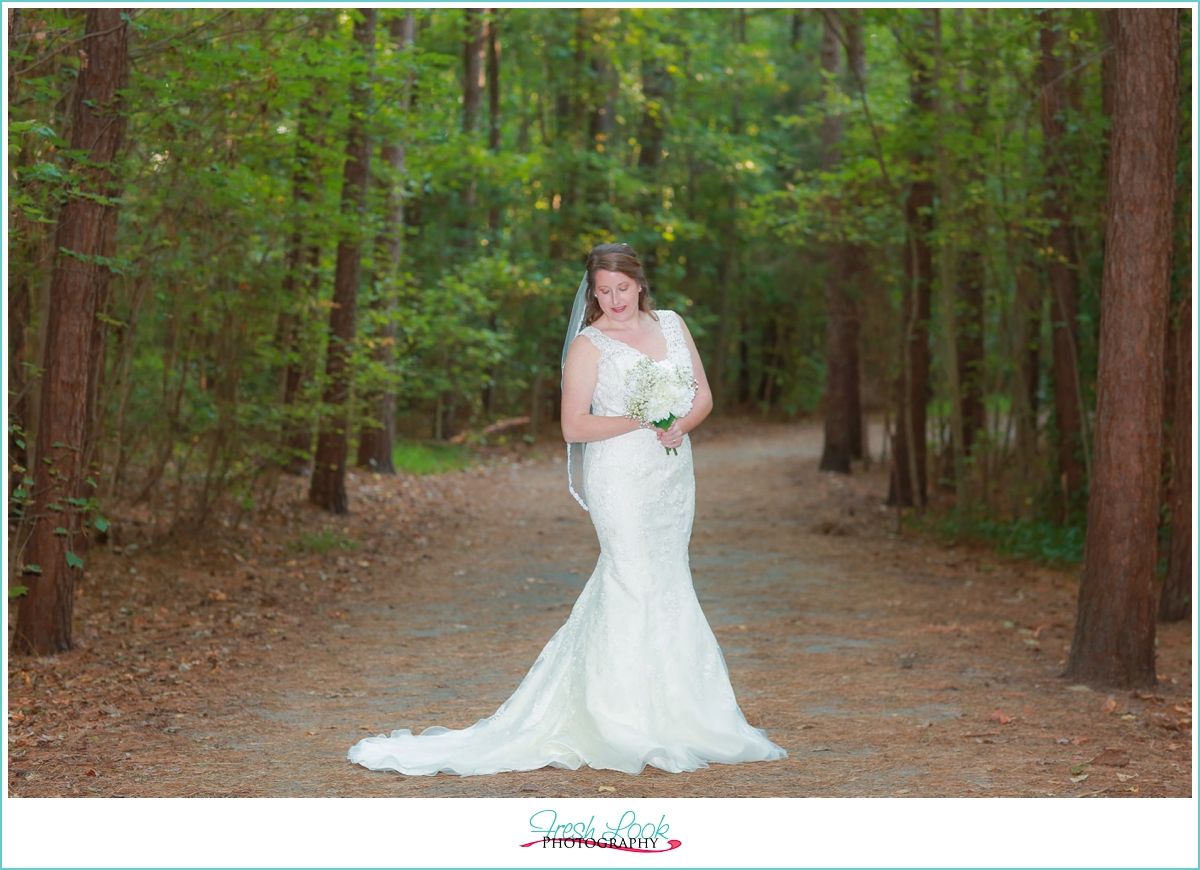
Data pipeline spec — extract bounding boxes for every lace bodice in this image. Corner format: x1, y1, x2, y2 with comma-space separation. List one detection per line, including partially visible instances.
580, 310, 692, 416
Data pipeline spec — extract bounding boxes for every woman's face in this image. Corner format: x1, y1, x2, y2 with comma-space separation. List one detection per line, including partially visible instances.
593, 270, 640, 324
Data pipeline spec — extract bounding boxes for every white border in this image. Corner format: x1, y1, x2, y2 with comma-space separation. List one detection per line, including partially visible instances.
3, 4, 1196, 870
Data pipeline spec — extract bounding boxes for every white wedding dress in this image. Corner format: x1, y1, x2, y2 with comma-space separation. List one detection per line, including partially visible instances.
348, 310, 786, 776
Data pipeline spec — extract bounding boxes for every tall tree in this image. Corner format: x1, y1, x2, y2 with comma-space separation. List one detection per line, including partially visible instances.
1159, 28, 1192, 622
309, 9, 377, 513
357, 12, 416, 475
956, 10, 989, 458
1067, 9, 1178, 687
486, 8, 502, 231
818, 11, 857, 474
278, 14, 333, 474
462, 9, 484, 135
14, 9, 131, 655
888, 13, 935, 509
842, 9, 866, 462
1038, 11, 1088, 512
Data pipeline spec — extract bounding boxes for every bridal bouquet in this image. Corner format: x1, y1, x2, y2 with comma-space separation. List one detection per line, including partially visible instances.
623, 357, 697, 455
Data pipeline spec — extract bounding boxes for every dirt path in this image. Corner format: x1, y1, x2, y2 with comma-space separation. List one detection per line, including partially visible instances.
7, 422, 1192, 798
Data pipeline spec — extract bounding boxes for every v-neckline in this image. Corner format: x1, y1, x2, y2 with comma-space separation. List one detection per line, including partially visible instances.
589, 314, 670, 363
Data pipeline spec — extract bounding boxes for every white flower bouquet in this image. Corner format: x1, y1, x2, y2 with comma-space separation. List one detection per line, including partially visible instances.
623, 357, 697, 455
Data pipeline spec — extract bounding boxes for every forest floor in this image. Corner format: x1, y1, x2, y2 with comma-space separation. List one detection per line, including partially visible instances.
6, 421, 1193, 799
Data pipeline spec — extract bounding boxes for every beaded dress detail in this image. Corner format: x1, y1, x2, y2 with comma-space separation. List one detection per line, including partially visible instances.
347, 311, 787, 776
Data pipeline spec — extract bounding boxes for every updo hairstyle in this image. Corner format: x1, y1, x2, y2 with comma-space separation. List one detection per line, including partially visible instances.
583, 243, 656, 327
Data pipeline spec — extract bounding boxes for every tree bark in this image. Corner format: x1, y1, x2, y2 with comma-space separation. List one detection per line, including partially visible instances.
357, 13, 415, 476
309, 9, 376, 514
1067, 9, 1177, 687
1038, 12, 1088, 510
1160, 289, 1192, 621
888, 17, 935, 509
462, 9, 484, 135
14, 9, 131, 656
279, 17, 332, 475
485, 9, 502, 232
843, 9, 866, 460
819, 13, 855, 474
1160, 98, 1191, 621
957, 11, 989, 457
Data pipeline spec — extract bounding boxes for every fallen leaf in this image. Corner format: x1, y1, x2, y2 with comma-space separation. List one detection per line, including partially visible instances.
1070, 736, 1090, 745
1174, 705, 1190, 714
84, 769, 97, 777
1056, 737, 1070, 745
1070, 774, 1089, 784
1102, 697, 1118, 714
988, 711, 1011, 725
1128, 786, 1139, 793
597, 786, 615, 792
1090, 749, 1130, 767
1116, 773, 1138, 782
208, 590, 227, 602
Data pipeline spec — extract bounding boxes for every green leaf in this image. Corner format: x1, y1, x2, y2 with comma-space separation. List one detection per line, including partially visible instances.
54, 526, 69, 535
93, 517, 109, 533
65, 552, 84, 569
86, 477, 98, 488
8, 586, 29, 598
22, 564, 41, 574
12, 488, 27, 499
66, 497, 88, 507
16, 439, 25, 450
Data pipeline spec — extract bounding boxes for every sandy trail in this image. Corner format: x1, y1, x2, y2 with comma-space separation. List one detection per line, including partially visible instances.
7, 422, 1192, 798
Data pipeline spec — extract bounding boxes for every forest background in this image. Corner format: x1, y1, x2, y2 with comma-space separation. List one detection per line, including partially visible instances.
5, 7, 1193, 687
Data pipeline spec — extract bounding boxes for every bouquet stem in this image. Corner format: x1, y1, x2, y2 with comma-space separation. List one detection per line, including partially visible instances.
653, 414, 678, 455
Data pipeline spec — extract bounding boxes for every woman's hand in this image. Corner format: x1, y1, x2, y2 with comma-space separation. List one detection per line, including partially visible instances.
656, 420, 685, 451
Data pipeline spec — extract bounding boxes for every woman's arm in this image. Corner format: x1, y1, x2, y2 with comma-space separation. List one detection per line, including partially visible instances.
672, 314, 714, 437
561, 334, 642, 444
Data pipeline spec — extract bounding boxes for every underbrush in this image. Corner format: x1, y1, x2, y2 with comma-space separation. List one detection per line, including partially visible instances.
931, 512, 1087, 567
391, 440, 477, 476
286, 530, 358, 553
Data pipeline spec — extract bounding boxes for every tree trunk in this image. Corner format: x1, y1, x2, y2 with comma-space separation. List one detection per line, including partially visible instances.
1160, 101, 1191, 621
1067, 9, 1177, 687
1160, 289, 1192, 621
356, 13, 415, 476
462, 9, 484, 135
486, 9, 502, 231
819, 13, 854, 474
14, 9, 131, 656
309, 9, 376, 514
843, 9, 867, 461
957, 11, 989, 458
888, 19, 935, 509
1038, 12, 1088, 510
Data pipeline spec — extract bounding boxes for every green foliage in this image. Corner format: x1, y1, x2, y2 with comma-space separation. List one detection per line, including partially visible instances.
936, 512, 1086, 567
391, 440, 476, 477
287, 530, 358, 554
8, 7, 1182, 528
9, 586, 30, 599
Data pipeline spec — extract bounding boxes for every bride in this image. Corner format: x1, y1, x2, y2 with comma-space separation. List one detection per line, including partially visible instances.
348, 243, 786, 776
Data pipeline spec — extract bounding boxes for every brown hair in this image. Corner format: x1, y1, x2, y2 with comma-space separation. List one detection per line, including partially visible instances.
583, 243, 656, 326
